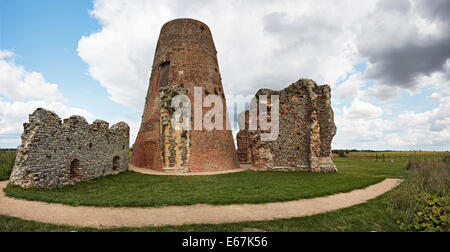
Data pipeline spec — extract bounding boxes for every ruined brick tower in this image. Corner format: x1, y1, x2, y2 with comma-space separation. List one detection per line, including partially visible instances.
132, 18, 238, 172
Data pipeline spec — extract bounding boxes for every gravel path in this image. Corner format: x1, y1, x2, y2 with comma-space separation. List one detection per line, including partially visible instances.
0, 178, 402, 228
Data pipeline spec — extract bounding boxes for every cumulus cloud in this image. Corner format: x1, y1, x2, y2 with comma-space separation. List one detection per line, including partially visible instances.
357, 0, 450, 92
77, 0, 376, 109
0, 98, 92, 135
342, 99, 383, 119
76, 0, 449, 150
418, 59, 450, 95
0, 50, 92, 147
0, 50, 65, 103
361, 83, 401, 101
334, 72, 366, 99
334, 96, 450, 150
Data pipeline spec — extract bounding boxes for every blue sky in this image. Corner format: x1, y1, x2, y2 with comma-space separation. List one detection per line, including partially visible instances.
1, 0, 137, 119
1, 0, 449, 151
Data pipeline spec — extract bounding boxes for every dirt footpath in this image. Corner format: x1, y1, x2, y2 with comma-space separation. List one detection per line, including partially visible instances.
0, 178, 402, 228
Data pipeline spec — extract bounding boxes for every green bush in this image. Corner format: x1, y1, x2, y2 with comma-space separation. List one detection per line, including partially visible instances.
399, 194, 449, 232
332, 150, 346, 158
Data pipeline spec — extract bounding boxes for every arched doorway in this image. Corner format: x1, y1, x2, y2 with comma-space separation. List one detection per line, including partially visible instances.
113, 156, 120, 171
70, 159, 82, 179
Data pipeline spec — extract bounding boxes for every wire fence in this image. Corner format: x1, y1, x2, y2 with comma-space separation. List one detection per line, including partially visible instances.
332, 151, 450, 162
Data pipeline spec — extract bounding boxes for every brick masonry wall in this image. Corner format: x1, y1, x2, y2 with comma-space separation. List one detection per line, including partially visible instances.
132, 18, 238, 172
237, 79, 337, 172
10, 108, 130, 189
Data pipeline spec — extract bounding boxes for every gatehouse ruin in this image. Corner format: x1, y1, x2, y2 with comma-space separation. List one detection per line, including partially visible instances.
237, 79, 337, 172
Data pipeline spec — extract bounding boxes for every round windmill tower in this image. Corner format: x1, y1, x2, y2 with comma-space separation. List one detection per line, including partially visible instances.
132, 18, 238, 172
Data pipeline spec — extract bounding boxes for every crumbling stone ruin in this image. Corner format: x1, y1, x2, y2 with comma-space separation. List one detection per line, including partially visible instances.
132, 18, 238, 172
10, 108, 130, 189
237, 79, 337, 172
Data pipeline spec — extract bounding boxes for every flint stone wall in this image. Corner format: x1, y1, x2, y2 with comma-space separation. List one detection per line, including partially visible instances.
237, 79, 337, 172
10, 108, 130, 189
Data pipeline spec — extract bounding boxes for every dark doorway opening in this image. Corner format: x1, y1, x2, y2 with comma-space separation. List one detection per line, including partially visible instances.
113, 156, 120, 171
70, 159, 82, 179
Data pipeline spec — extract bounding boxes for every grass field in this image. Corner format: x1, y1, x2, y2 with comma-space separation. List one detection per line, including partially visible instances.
333, 150, 449, 161
0, 150, 15, 181
4, 158, 400, 207
0, 192, 399, 232
0, 149, 448, 232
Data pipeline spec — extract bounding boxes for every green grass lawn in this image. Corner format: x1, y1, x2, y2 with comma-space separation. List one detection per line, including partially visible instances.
1, 150, 446, 232
3, 157, 405, 208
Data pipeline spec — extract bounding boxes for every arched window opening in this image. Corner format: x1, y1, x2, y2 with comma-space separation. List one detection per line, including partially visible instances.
113, 156, 120, 171
70, 159, 82, 179
158, 62, 170, 88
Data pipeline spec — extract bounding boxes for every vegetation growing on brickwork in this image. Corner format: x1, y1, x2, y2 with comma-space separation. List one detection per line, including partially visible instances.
0, 150, 15, 181
388, 157, 450, 232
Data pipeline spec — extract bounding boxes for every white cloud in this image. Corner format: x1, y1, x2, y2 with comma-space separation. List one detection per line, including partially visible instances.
0, 50, 65, 103
334, 96, 450, 150
0, 50, 92, 148
77, 0, 377, 110
342, 99, 383, 119
0, 98, 92, 135
417, 59, 450, 95
334, 72, 365, 99
428, 92, 450, 104
75, 0, 450, 151
357, 0, 450, 90
361, 83, 401, 101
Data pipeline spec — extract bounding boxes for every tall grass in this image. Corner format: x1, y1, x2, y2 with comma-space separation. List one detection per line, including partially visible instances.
388, 157, 449, 231
0, 150, 16, 181
405, 157, 450, 195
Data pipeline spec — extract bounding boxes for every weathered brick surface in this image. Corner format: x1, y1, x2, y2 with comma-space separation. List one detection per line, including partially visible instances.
10, 108, 130, 189
237, 79, 337, 172
132, 18, 238, 172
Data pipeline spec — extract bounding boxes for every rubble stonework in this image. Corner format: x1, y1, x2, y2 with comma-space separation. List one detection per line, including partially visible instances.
237, 79, 337, 172
10, 108, 130, 189
132, 18, 238, 172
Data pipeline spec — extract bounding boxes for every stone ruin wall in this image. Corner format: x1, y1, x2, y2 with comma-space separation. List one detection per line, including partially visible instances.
237, 79, 337, 172
10, 108, 130, 189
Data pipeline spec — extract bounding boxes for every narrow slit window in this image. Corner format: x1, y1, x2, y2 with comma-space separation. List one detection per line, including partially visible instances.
158, 62, 170, 88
